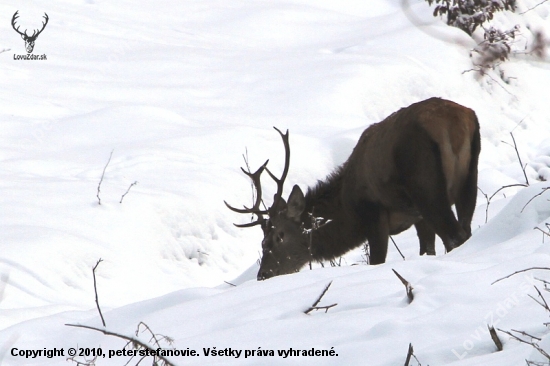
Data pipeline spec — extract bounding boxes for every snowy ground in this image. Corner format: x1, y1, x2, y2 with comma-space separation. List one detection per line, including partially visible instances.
1, 0, 550, 365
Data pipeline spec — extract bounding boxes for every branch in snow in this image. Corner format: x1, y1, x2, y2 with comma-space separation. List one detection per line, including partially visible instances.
492, 267, 550, 285
488, 325, 503, 351
392, 269, 414, 303
508, 131, 530, 186
404, 343, 422, 366
120, 181, 138, 204
497, 328, 550, 361
478, 184, 528, 224
534, 225, 550, 243
528, 286, 550, 312
302, 208, 332, 269
65, 323, 175, 366
92, 259, 106, 327
521, 187, 550, 213
390, 236, 405, 260
304, 281, 337, 314
97, 150, 114, 205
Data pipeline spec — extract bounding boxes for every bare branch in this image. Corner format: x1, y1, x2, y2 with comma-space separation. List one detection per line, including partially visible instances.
304, 281, 337, 314
404, 343, 414, 366
492, 267, 550, 285
521, 187, 550, 213
509, 132, 530, 186
534, 226, 550, 242
520, 0, 549, 14
393, 269, 414, 303
488, 325, 503, 351
510, 329, 542, 342
120, 181, 138, 204
498, 328, 550, 360
478, 186, 490, 224
390, 236, 405, 260
528, 286, 550, 312
489, 184, 528, 202
478, 184, 527, 224
92, 259, 106, 327
136, 322, 173, 349
97, 150, 114, 205
302, 208, 332, 270
65, 324, 175, 366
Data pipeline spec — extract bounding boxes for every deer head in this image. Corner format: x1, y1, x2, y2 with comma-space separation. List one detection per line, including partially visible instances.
12, 11, 49, 54
225, 127, 310, 280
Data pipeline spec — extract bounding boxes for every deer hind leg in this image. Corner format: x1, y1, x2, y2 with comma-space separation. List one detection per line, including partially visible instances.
415, 219, 436, 255
396, 126, 468, 253
454, 120, 480, 237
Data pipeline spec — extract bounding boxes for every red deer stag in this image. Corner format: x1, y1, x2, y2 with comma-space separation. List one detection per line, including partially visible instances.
226, 98, 480, 280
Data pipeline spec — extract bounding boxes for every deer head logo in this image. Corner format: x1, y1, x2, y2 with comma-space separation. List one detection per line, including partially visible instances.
12, 11, 49, 54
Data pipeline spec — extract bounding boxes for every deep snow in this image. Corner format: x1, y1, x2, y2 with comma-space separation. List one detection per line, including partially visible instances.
1, 0, 550, 365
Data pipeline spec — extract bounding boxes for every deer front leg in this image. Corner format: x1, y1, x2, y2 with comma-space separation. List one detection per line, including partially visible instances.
364, 207, 390, 265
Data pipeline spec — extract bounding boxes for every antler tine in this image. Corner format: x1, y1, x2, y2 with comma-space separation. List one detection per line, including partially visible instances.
265, 127, 290, 211
40, 13, 49, 31
34, 13, 49, 37
224, 160, 269, 227
11, 11, 25, 36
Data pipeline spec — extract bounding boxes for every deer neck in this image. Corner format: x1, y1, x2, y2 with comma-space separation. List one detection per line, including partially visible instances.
303, 169, 367, 262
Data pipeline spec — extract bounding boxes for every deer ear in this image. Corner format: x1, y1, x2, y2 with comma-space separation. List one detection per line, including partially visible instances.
273, 194, 287, 211
287, 185, 305, 222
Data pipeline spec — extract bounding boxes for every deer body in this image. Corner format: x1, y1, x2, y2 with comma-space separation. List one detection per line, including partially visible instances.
227, 98, 480, 280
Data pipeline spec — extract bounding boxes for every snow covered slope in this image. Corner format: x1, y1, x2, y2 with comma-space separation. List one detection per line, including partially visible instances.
1, 0, 550, 364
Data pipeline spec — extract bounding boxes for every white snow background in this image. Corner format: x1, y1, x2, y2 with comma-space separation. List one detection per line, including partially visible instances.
1, 0, 550, 365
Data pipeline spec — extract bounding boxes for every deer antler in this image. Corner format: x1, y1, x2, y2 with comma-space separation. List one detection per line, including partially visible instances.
32, 13, 49, 39
266, 127, 290, 215
11, 11, 25, 37
11, 11, 49, 39
225, 127, 291, 228
224, 160, 269, 228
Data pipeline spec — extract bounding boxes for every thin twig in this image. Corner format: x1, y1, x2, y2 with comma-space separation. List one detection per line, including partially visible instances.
528, 286, 550, 312
520, 0, 549, 14
521, 187, 550, 213
304, 281, 337, 314
498, 328, 550, 360
488, 325, 503, 351
97, 150, 114, 205
509, 132, 530, 186
489, 183, 528, 202
224, 281, 236, 287
404, 343, 414, 366
478, 184, 527, 223
534, 227, 550, 243
492, 267, 550, 285
303, 208, 332, 271
462, 67, 518, 100
92, 259, 106, 327
478, 187, 490, 224
65, 324, 175, 366
510, 329, 542, 342
390, 236, 405, 260
136, 322, 173, 348
120, 181, 138, 204
393, 269, 414, 303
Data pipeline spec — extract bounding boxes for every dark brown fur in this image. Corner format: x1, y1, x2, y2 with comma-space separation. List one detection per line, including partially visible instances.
250, 98, 480, 280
